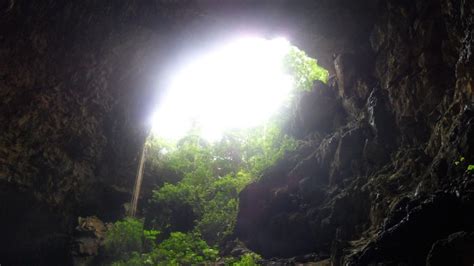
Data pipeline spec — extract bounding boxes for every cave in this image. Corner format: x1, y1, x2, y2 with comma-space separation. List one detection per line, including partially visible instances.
1, 0, 474, 265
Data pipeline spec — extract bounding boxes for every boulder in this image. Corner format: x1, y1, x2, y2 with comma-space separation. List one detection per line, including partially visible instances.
72, 216, 108, 265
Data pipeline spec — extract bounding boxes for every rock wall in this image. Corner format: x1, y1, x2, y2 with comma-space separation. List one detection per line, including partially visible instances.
235, 0, 474, 265
0, 1, 189, 263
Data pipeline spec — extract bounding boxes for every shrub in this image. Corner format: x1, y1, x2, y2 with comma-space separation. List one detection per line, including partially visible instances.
104, 218, 145, 260
105, 222, 217, 265
224, 252, 262, 266
151, 231, 218, 265
104, 218, 158, 262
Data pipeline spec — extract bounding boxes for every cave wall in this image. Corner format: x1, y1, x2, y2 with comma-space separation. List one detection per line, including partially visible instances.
235, 0, 474, 265
0, 0, 193, 262
1, 0, 473, 264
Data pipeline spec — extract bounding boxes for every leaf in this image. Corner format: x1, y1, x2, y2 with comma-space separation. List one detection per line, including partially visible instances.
467, 164, 474, 172
283, 46, 329, 91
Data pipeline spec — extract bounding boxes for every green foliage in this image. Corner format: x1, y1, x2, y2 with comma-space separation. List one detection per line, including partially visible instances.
283, 46, 329, 91
149, 121, 297, 245
103, 218, 144, 259
467, 164, 474, 173
110, 252, 152, 266
232, 253, 262, 266
222, 252, 262, 266
104, 218, 159, 261
239, 123, 297, 175
151, 232, 218, 265
454, 156, 474, 173
108, 231, 218, 266
195, 172, 250, 243
105, 220, 216, 265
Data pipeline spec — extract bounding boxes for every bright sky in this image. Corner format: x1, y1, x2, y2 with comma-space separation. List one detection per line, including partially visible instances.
150, 36, 293, 141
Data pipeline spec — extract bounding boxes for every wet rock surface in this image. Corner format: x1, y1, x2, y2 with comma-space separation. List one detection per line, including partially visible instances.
348, 192, 474, 265
236, 0, 474, 264
426, 231, 474, 266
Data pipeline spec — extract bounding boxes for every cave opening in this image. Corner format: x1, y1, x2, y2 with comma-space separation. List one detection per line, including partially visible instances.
149, 36, 294, 141
122, 36, 330, 263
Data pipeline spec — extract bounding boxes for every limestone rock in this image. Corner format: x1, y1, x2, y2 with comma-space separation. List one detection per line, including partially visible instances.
72, 216, 108, 265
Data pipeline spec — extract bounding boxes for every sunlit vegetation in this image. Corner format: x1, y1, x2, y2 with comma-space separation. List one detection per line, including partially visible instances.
283, 46, 329, 91
103, 42, 328, 265
454, 156, 474, 174
147, 122, 297, 246
104, 219, 218, 265
104, 219, 261, 265
468, 164, 474, 173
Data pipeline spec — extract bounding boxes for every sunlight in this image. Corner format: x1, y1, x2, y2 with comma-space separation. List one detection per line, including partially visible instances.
150, 36, 293, 141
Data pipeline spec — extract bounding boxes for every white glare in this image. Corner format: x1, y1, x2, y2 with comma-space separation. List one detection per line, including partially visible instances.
150, 36, 293, 141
